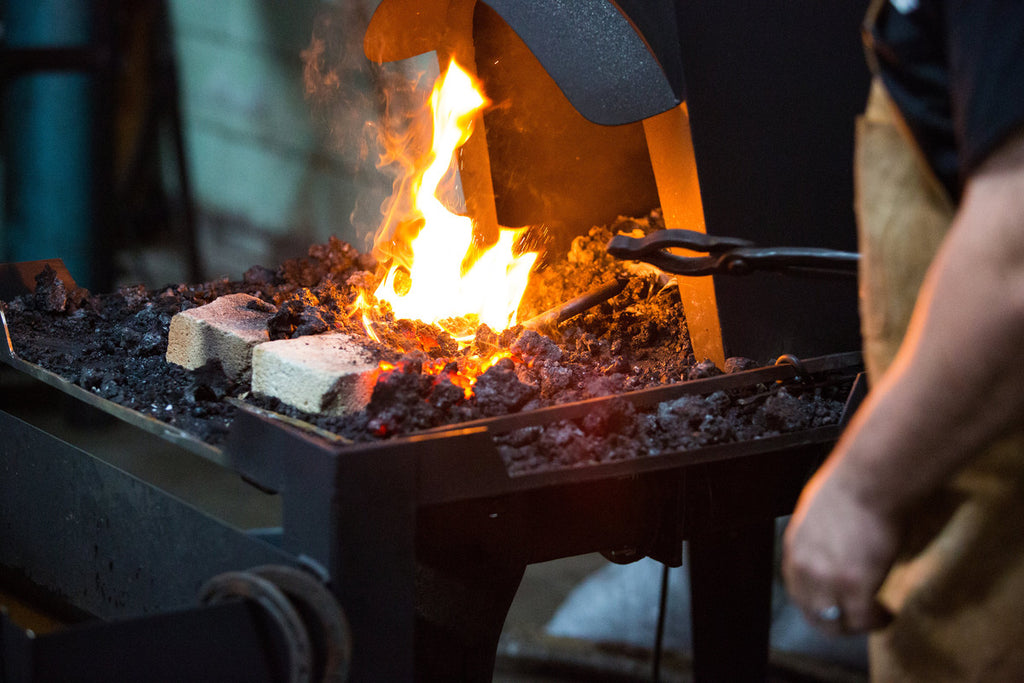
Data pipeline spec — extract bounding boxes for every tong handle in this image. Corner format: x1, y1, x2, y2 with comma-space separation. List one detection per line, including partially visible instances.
607, 229, 859, 277
717, 246, 859, 276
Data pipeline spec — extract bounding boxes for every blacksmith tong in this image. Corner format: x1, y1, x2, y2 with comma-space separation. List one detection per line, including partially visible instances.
607, 229, 859, 278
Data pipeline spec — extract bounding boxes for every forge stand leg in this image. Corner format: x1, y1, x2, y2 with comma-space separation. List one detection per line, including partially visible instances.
414, 560, 526, 681
688, 519, 775, 682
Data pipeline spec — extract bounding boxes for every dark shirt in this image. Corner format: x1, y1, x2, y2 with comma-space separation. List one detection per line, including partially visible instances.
868, 0, 1024, 200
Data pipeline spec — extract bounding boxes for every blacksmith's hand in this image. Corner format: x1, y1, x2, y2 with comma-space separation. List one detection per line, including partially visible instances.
782, 465, 896, 635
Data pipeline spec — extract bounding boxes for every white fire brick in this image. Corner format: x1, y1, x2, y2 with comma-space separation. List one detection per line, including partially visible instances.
166, 293, 274, 380
251, 333, 379, 416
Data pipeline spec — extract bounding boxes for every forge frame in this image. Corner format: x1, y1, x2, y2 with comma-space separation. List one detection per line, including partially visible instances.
1, 284, 864, 680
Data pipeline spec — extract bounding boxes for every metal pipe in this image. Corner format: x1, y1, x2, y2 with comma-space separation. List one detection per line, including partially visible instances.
1, 0, 101, 289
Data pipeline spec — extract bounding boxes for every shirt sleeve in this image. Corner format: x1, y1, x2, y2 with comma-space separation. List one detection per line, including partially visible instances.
944, 0, 1024, 179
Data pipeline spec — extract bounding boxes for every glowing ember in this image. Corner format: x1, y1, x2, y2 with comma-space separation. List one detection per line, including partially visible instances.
372, 351, 514, 401
423, 351, 513, 398
361, 60, 538, 344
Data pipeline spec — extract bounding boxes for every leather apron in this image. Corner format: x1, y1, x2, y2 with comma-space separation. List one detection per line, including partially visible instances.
858, 2, 1024, 679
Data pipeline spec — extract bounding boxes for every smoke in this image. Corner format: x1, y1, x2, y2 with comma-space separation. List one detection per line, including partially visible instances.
301, 3, 379, 153
361, 63, 437, 266
300, 2, 437, 259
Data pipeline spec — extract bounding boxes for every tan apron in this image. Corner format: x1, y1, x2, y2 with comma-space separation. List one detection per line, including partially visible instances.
857, 5, 1024, 679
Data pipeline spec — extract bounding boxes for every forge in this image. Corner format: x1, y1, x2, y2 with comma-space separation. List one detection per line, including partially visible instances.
0, 229, 863, 682
0, 2, 871, 682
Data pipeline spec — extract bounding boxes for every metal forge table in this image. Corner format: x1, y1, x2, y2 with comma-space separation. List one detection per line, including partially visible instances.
0, 295, 863, 681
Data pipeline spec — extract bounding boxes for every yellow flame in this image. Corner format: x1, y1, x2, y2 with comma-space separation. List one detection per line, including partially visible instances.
365, 60, 537, 342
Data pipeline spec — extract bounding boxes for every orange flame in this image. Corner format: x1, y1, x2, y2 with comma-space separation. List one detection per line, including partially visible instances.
361, 60, 537, 344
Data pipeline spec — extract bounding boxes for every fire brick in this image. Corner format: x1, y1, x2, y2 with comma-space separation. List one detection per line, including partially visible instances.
251, 333, 378, 415
165, 293, 274, 381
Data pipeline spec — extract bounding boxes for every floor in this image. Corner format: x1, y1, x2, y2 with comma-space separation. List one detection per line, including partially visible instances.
1, 362, 869, 682
494, 555, 869, 682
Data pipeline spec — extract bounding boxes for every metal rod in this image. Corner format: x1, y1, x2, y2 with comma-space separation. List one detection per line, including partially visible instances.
521, 277, 628, 331
652, 561, 670, 682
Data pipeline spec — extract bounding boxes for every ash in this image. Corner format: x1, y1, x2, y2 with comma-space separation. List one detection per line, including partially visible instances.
1, 212, 848, 475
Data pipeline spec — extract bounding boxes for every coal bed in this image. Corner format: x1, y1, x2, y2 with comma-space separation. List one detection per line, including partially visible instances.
1, 211, 851, 475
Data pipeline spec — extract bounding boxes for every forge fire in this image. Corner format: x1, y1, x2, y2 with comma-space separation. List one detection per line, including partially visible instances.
0, 210, 849, 477
0, 61, 850, 476
358, 60, 537, 344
